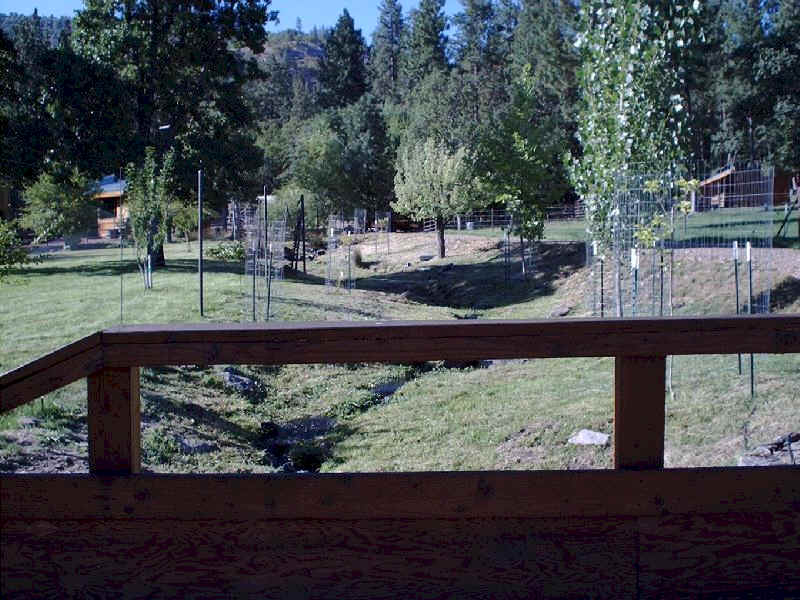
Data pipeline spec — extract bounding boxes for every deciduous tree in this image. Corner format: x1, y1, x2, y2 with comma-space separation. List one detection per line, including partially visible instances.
393, 137, 476, 258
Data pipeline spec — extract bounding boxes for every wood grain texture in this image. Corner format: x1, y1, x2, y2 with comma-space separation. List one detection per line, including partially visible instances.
1, 517, 639, 599
98, 315, 800, 368
87, 367, 140, 474
614, 356, 666, 469
2, 468, 798, 521
638, 511, 800, 598
0, 345, 103, 413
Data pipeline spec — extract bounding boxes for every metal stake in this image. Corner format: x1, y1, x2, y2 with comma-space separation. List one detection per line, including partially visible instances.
198, 169, 204, 317
747, 242, 754, 401
733, 242, 742, 375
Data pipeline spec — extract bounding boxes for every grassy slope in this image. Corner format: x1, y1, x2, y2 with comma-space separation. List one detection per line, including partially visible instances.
1, 226, 798, 473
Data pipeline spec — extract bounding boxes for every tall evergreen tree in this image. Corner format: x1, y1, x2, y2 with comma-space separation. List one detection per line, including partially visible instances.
762, 0, 800, 171
403, 0, 448, 91
511, 0, 579, 155
369, 0, 405, 103
451, 0, 514, 139
318, 9, 368, 108
712, 0, 770, 165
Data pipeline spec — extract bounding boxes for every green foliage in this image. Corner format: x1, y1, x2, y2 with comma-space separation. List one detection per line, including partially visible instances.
206, 241, 246, 262
571, 0, 699, 245
369, 0, 405, 103
402, 0, 448, 92
171, 203, 197, 247
476, 64, 569, 241
126, 148, 174, 287
318, 9, 367, 109
633, 213, 672, 248
393, 137, 476, 222
142, 428, 180, 465
20, 167, 97, 242
288, 96, 394, 215
72, 0, 277, 209
0, 220, 35, 281
451, 0, 510, 135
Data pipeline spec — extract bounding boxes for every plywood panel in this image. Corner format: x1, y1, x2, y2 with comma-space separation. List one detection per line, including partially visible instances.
638, 511, 800, 598
1, 517, 638, 600
2, 468, 798, 521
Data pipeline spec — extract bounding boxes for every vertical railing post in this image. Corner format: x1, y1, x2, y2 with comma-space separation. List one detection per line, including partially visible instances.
614, 355, 666, 469
88, 367, 141, 474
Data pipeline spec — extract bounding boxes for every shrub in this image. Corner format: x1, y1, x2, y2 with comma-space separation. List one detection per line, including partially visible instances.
206, 241, 245, 262
20, 167, 97, 243
0, 220, 34, 281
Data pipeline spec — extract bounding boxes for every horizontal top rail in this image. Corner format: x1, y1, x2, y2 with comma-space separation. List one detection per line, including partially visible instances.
102, 314, 799, 365
1, 314, 799, 414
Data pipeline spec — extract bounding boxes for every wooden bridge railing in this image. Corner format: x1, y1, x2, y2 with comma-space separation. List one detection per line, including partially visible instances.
1, 315, 799, 598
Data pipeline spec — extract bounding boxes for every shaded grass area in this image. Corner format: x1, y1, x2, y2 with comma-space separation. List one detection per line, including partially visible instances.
1, 234, 799, 473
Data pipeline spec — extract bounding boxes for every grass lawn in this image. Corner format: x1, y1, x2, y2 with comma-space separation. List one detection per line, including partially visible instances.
1, 227, 798, 474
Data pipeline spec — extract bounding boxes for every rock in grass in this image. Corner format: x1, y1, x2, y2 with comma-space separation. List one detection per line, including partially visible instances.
550, 305, 572, 318
222, 368, 255, 393
568, 429, 609, 446
179, 437, 218, 455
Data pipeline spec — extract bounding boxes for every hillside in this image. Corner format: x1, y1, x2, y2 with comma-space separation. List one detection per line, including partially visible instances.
1, 228, 798, 475
0, 12, 72, 46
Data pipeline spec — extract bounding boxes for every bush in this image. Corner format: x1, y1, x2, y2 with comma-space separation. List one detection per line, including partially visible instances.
20, 167, 97, 243
142, 429, 180, 464
0, 220, 36, 281
206, 241, 245, 262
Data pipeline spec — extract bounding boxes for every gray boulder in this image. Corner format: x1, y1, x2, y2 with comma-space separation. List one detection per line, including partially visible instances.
568, 429, 609, 446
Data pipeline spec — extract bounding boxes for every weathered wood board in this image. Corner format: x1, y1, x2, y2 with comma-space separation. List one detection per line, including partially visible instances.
2, 468, 799, 599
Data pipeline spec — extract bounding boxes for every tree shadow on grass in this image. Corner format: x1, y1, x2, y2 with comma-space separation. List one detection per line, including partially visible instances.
10, 257, 245, 278
141, 390, 257, 446
355, 241, 586, 310
770, 276, 800, 312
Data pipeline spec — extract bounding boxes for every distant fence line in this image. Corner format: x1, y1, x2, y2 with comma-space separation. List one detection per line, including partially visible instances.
423, 204, 585, 232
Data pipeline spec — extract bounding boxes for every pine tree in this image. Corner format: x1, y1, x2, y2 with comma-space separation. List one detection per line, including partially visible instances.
450, 0, 515, 140
318, 9, 368, 108
511, 0, 579, 151
402, 0, 448, 92
369, 0, 405, 103
712, 0, 768, 165
752, 0, 799, 171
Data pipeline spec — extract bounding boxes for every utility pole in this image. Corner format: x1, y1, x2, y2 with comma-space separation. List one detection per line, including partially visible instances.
198, 168, 204, 317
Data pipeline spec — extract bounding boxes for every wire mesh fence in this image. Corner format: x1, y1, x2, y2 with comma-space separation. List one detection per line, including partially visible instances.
326, 215, 354, 290
240, 197, 286, 321
586, 163, 775, 319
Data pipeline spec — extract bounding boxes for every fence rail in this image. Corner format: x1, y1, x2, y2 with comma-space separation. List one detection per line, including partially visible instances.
423, 204, 585, 232
2, 315, 799, 598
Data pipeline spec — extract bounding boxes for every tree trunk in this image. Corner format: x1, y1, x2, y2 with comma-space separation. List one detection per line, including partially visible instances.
520, 234, 526, 278
153, 243, 166, 267
436, 214, 445, 258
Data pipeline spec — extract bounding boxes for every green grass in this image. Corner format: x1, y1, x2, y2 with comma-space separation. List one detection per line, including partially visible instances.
1, 233, 798, 473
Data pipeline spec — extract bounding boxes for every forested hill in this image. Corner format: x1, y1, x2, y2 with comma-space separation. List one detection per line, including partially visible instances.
251, 30, 325, 89
0, 12, 322, 91
0, 13, 72, 47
